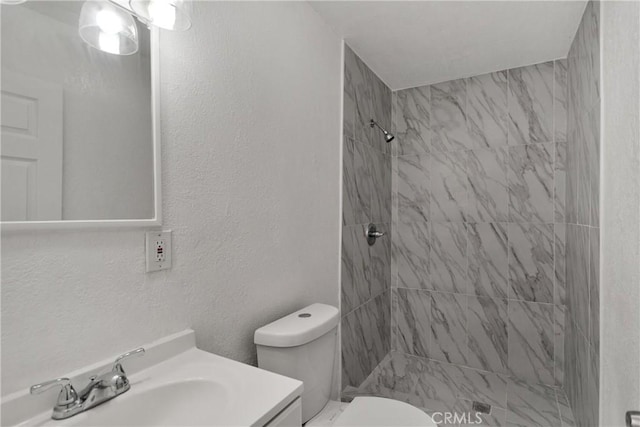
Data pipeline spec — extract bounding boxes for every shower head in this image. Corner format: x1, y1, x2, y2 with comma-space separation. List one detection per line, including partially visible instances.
370, 119, 395, 143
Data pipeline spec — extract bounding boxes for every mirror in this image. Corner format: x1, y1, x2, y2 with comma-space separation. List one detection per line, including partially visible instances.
0, 1, 160, 229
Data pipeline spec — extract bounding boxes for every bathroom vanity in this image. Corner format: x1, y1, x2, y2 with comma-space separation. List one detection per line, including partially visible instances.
1, 330, 303, 426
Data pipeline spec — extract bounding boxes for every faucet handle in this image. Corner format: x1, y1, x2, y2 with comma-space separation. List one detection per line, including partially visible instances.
112, 347, 145, 372
30, 378, 78, 406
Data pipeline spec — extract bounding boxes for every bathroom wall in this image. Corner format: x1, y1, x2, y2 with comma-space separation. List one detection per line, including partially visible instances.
600, 1, 640, 424
341, 46, 392, 389
564, 1, 600, 425
1, 1, 341, 397
390, 58, 568, 387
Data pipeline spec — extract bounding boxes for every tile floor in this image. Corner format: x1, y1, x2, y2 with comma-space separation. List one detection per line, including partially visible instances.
341, 351, 576, 427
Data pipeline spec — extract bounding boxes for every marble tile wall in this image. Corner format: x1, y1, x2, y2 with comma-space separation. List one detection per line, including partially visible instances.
564, 1, 601, 426
341, 45, 392, 388
391, 58, 568, 388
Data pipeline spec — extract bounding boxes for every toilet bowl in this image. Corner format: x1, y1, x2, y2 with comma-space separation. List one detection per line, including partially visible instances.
254, 303, 436, 426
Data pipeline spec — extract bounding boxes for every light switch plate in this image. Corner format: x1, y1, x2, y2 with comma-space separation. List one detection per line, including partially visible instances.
146, 230, 172, 272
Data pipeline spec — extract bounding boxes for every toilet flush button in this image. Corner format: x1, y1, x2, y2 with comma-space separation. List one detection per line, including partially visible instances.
298, 313, 311, 318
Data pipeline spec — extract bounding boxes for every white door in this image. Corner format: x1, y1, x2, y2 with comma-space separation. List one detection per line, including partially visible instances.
1, 71, 63, 221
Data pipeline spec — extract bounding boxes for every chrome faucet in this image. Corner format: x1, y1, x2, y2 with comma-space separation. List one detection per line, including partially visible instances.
30, 348, 145, 420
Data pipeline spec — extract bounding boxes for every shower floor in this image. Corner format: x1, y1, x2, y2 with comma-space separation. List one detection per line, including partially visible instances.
342, 351, 575, 426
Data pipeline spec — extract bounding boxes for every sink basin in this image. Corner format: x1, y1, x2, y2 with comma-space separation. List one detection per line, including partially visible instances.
2, 331, 303, 427
55, 380, 230, 426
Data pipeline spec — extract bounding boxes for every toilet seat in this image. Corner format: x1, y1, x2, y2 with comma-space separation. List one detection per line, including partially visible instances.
332, 396, 438, 426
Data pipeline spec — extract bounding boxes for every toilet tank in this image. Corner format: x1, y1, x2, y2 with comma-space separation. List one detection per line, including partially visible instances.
254, 304, 339, 423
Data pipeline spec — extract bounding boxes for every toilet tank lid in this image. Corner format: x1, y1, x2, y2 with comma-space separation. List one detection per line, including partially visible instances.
254, 303, 339, 347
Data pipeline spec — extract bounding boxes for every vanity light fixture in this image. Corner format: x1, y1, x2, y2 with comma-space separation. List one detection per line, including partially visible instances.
79, 0, 191, 55
79, 1, 139, 55
129, 0, 192, 31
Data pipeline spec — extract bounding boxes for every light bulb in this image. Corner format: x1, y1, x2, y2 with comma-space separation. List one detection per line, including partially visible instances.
98, 32, 120, 54
96, 9, 123, 35
148, 0, 176, 29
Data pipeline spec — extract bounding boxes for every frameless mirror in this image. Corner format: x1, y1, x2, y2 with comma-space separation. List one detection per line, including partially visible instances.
0, 0, 160, 230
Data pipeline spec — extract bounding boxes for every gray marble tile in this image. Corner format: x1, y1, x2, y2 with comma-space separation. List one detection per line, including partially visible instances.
557, 390, 576, 427
554, 224, 567, 306
507, 143, 554, 223
570, 327, 590, 427
369, 148, 391, 223
395, 288, 431, 358
467, 71, 508, 148
587, 107, 600, 227
346, 45, 372, 146
409, 355, 460, 412
431, 222, 468, 293
467, 295, 509, 374
449, 364, 508, 410
395, 86, 431, 155
430, 291, 468, 365
508, 300, 554, 385
576, 117, 591, 226
506, 379, 560, 426
467, 147, 509, 222
431, 79, 471, 152
369, 223, 391, 299
555, 141, 567, 223
554, 59, 568, 144
585, 343, 599, 427
508, 62, 554, 145
343, 48, 356, 141
341, 291, 391, 388
508, 223, 554, 303
565, 130, 578, 224
371, 75, 392, 155
342, 225, 371, 314
566, 224, 589, 337
589, 227, 599, 353
554, 304, 565, 387
468, 222, 509, 299
395, 220, 431, 289
431, 147, 468, 222
397, 154, 430, 225
342, 138, 371, 225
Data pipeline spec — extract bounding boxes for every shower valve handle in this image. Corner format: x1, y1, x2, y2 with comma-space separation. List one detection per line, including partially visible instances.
365, 223, 385, 246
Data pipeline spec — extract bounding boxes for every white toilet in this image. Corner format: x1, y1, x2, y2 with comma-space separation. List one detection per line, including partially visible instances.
254, 303, 437, 426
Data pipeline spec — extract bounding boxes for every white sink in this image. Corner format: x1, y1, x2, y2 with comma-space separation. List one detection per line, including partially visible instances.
2, 331, 303, 426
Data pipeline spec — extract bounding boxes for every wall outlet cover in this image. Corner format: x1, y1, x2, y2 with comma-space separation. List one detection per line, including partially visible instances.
145, 230, 172, 272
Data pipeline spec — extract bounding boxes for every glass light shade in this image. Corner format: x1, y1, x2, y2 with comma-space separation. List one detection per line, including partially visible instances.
79, 1, 139, 55
129, 0, 191, 31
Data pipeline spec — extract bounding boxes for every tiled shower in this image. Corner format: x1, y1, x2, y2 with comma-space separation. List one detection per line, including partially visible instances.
341, 1, 600, 425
